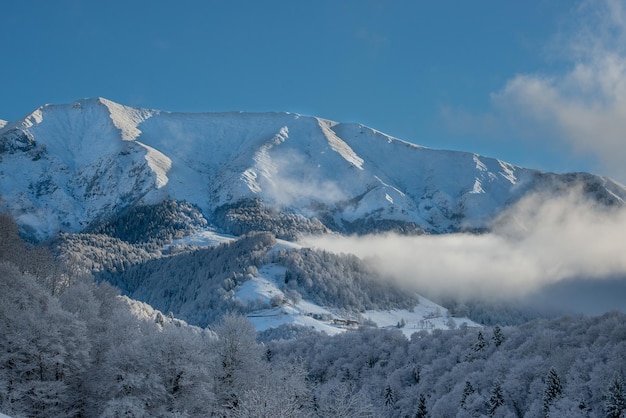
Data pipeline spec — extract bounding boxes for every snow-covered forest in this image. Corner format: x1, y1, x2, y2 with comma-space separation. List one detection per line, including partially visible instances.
51, 200, 425, 329
1, 213, 626, 417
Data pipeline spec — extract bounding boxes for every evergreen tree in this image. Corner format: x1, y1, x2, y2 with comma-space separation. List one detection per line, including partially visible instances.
605, 373, 625, 418
384, 384, 396, 408
474, 331, 486, 352
413, 366, 421, 384
487, 381, 504, 417
415, 393, 428, 418
543, 367, 563, 418
461, 381, 475, 408
491, 325, 505, 347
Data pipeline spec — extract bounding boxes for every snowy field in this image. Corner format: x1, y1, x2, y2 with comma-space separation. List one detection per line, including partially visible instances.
236, 261, 480, 337
165, 228, 236, 248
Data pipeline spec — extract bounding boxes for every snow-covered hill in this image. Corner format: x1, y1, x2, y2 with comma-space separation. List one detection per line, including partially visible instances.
4, 97, 623, 241
237, 267, 480, 336
180, 232, 480, 334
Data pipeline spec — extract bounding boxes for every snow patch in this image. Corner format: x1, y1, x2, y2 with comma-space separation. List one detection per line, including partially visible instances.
22, 108, 43, 127
236, 264, 347, 335
471, 178, 485, 194
241, 169, 262, 193
166, 228, 236, 249
0, 120, 7, 129
99, 97, 154, 141
365, 295, 480, 337
135, 142, 172, 188
374, 175, 406, 197
498, 160, 517, 184
237, 273, 284, 305
473, 154, 488, 172
317, 118, 364, 169
243, 126, 288, 194
119, 296, 193, 329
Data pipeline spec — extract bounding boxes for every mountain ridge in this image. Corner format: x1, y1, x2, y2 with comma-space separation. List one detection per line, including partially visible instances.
1, 97, 625, 241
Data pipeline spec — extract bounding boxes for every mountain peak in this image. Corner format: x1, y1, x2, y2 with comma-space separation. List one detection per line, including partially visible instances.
2, 98, 625, 241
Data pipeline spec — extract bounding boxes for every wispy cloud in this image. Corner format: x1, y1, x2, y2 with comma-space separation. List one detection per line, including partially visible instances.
302, 187, 626, 302
260, 150, 347, 208
491, 0, 626, 183
440, 0, 626, 184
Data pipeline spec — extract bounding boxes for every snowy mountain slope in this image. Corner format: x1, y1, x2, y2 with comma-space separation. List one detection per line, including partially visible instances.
4, 98, 624, 240
0, 99, 157, 238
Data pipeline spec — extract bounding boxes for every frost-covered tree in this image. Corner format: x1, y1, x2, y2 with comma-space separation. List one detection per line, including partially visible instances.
0, 263, 90, 417
460, 381, 474, 408
474, 331, 486, 352
492, 325, 505, 347
314, 381, 375, 418
87, 200, 208, 247
384, 384, 396, 409
415, 393, 428, 418
543, 367, 563, 417
0, 214, 22, 263
211, 313, 264, 412
87, 308, 169, 416
605, 373, 625, 418
487, 381, 505, 417
276, 247, 419, 312
145, 324, 215, 416
232, 361, 311, 418
213, 197, 328, 240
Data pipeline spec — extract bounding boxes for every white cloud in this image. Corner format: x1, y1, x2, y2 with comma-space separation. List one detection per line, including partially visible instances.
301, 187, 626, 302
260, 150, 346, 208
492, 0, 626, 183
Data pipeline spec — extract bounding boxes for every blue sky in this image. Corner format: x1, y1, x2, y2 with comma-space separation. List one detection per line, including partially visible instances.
2, 0, 626, 183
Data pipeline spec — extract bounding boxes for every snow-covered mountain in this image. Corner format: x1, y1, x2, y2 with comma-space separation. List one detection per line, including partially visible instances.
3, 98, 626, 333
4, 97, 624, 241
5, 99, 626, 418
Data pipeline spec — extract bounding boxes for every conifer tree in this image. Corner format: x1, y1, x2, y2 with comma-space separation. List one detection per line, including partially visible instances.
461, 381, 475, 408
492, 325, 505, 347
542, 367, 563, 418
487, 381, 504, 417
384, 384, 396, 408
605, 373, 625, 418
474, 331, 486, 352
415, 393, 428, 418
